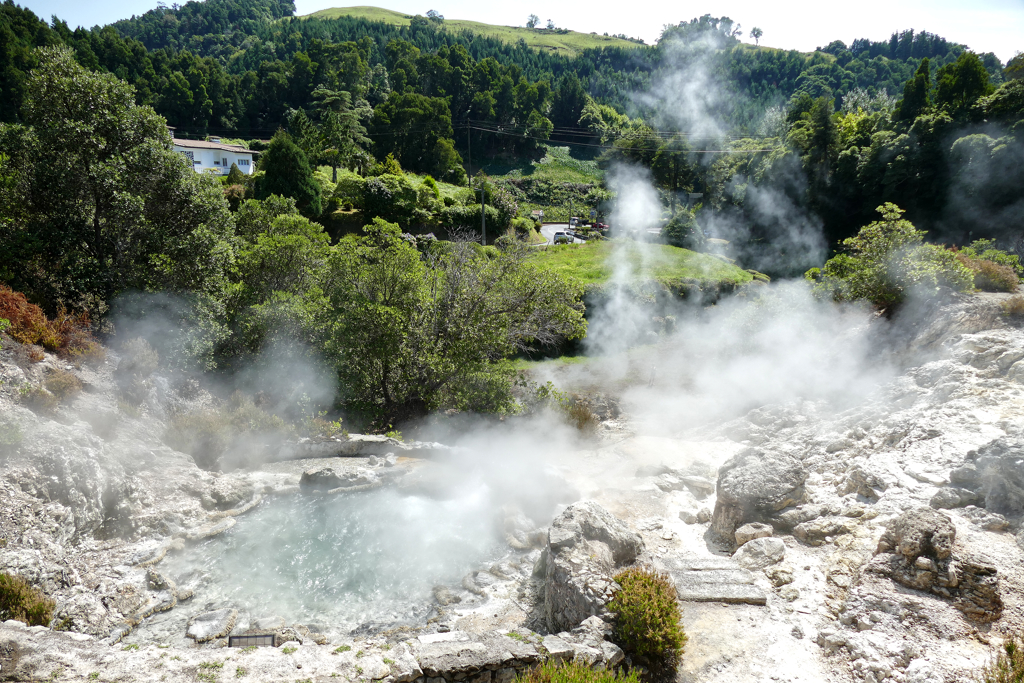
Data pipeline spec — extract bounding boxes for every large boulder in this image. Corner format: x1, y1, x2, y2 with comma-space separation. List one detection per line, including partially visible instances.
543, 501, 644, 633
871, 507, 1002, 622
711, 448, 807, 547
974, 437, 1024, 514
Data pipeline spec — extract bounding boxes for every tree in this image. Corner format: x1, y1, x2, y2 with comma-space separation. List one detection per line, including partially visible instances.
370, 92, 464, 181
323, 223, 586, 423
546, 19, 555, 30
255, 130, 322, 217
1006, 53, 1024, 81
226, 162, 245, 185
0, 46, 234, 316
935, 52, 994, 117
897, 58, 931, 121
312, 87, 372, 182
750, 27, 763, 46
550, 72, 589, 130
425, 9, 443, 23
526, 14, 539, 29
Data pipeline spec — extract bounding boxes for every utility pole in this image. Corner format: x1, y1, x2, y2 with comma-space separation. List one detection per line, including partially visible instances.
480, 186, 486, 245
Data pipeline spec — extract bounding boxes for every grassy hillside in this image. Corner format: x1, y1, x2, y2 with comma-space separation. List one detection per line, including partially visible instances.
530, 241, 753, 287
302, 6, 644, 56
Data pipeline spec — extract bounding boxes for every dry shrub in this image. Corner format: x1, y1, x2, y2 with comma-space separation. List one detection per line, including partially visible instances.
980, 636, 1024, 683
0, 286, 101, 358
45, 368, 83, 401
0, 573, 55, 626
515, 661, 641, 683
959, 256, 1021, 292
164, 392, 292, 470
19, 385, 58, 414
609, 567, 687, 675
1002, 296, 1024, 319
564, 395, 599, 436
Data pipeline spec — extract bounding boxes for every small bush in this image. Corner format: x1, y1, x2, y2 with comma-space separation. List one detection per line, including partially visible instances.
979, 636, 1024, 682
806, 204, 974, 308
45, 368, 83, 402
0, 286, 100, 358
959, 239, 1023, 275
1002, 295, 1024, 319
609, 567, 687, 669
164, 392, 292, 470
0, 572, 55, 626
514, 661, 641, 683
960, 256, 1021, 292
20, 385, 58, 414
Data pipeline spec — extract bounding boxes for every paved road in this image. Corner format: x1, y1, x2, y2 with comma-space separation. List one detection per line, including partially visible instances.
538, 223, 585, 246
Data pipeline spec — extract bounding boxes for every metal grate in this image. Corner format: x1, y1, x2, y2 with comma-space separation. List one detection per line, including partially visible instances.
228, 634, 276, 648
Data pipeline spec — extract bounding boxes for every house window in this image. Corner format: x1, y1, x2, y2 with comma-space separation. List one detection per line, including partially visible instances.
238, 159, 250, 167
213, 159, 221, 166
222, 158, 228, 167
181, 151, 195, 163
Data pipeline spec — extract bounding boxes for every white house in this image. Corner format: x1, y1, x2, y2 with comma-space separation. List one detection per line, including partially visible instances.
172, 138, 256, 176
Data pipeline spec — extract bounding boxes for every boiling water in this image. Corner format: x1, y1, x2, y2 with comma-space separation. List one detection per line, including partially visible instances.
161, 485, 504, 634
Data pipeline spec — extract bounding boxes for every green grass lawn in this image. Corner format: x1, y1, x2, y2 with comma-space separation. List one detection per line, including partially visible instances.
530, 240, 753, 287
302, 7, 643, 56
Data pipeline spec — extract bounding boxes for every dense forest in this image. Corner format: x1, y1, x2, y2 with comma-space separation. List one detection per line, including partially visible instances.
1, 0, 1023, 423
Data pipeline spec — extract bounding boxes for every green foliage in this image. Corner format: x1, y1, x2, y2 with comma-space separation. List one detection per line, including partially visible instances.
958, 240, 1023, 275
514, 661, 641, 683
0, 46, 235, 317
226, 163, 246, 185
807, 204, 974, 308
609, 566, 687, 667
662, 210, 705, 250
369, 153, 404, 177
318, 224, 586, 423
530, 241, 752, 288
333, 171, 367, 209
256, 131, 322, 217
0, 573, 55, 626
980, 636, 1024, 683
362, 173, 421, 226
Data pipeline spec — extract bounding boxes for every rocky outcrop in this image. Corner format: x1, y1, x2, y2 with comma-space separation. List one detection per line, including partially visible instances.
542, 501, 643, 633
711, 448, 807, 547
870, 508, 1003, 622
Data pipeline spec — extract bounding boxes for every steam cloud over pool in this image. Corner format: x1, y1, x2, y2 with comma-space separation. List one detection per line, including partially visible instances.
161, 486, 505, 634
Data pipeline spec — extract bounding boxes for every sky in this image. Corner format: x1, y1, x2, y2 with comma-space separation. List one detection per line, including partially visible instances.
21, 0, 1024, 63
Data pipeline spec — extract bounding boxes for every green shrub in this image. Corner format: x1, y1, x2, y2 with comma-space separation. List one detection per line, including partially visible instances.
609, 567, 686, 669
806, 203, 974, 308
980, 636, 1024, 682
45, 368, 82, 401
514, 661, 641, 683
334, 171, 366, 209
959, 239, 1023, 275
0, 573, 55, 626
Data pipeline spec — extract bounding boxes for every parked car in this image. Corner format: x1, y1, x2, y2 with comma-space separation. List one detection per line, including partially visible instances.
553, 231, 571, 244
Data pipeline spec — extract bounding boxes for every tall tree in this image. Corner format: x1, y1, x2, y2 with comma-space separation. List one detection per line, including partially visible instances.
0, 46, 233, 313
935, 52, 994, 117
896, 58, 932, 122
256, 130, 322, 217
749, 27, 763, 46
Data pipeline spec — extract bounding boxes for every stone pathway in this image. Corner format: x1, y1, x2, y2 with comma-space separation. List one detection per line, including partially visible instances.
664, 555, 767, 605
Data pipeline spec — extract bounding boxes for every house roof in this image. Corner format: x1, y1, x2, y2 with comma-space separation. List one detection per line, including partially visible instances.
172, 138, 254, 154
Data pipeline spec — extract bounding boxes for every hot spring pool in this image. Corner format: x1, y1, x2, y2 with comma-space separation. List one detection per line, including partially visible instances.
157, 485, 506, 636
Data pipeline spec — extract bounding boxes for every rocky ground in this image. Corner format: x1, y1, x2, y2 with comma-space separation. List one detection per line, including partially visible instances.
2, 291, 1024, 682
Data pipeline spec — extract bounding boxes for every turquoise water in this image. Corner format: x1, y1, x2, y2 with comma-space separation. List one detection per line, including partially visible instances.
163, 486, 504, 632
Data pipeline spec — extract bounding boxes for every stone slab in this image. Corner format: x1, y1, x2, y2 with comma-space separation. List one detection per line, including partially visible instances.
674, 582, 768, 605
